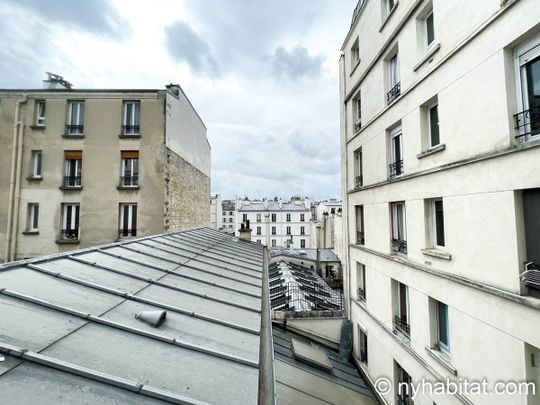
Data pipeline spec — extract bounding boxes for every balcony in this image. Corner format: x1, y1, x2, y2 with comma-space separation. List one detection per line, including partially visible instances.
119, 175, 139, 188
394, 315, 410, 336
392, 238, 407, 254
61, 176, 82, 189
354, 120, 362, 133
387, 82, 401, 104
357, 286, 366, 301
514, 105, 540, 139
389, 159, 403, 178
520, 262, 540, 297
65, 124, 84, 135
60, 228, 79, 240
355, 175, 363, 188
118, 229, 137, 238
121, 125, 140, 136
356, 231, 365, 245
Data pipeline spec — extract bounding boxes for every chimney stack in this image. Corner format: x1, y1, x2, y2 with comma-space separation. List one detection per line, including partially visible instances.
238, 219, 252, 241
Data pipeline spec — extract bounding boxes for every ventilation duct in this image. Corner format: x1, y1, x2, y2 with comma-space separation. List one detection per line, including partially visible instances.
134, 310, 167, 327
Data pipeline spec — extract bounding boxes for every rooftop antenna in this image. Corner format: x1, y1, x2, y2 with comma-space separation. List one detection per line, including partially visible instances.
43, 72, 73, 90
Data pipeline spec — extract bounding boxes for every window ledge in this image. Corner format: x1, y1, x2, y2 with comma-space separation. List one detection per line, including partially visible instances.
22, 230, 39, 235
413, 43, 441, 72
59, 186, 83, 191
425, 346, 457, 375
30, 125, 46, 130
379, 2, 399, 32
417, 143, 446, 159
56, 239, 80, 245
422, 248, 452, 260
118, 134, 141, 139
26, 176, 42, 182
117, 186, 140, 191
62, 134, 85, 139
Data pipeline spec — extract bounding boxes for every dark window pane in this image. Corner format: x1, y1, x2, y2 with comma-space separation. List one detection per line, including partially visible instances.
36, 153, 42, 176
33, 205, 39, 229
426, 12, 435, 45
435, 200, 445, 246
429, 105, 440, 146
438, 302, 449, 347
132, 205, 137, 231
526, 56, 540, 135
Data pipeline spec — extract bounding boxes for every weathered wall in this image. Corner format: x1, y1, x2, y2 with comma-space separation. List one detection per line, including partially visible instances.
165, 147, 210, 231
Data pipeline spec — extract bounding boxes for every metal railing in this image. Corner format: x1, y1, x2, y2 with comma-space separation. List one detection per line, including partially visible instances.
121, 124, 140, 135
66, 124, 84, 134
387, 82, 401, 104
60, 228, 79, 240
514, 105, 540, 139
63, 176, 81, 187
354, 120, 362, 133
357, 231, 365, 245
355, 175, 363, 188
118, 229, 137, 238
392, 238, 407, 254
272, 282, 343, 311
389, 159, 403, 178
358, 286, 366, 301
394, 315, 410, 335
120, 175, 139, 187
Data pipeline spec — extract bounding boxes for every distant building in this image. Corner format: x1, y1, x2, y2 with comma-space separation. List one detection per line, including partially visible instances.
315, 199, 342, 221
236, 198, 312, 248
221, 200, 236, 233
0, 75, 210, 262
270, 247, 342, 282
209, 193, 222, 230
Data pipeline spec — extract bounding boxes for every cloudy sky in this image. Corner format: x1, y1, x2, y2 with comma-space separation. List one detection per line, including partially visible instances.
0, 0, 356, 200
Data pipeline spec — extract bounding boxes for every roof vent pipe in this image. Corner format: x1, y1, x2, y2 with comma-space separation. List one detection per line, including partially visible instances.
134, 310, 167, 327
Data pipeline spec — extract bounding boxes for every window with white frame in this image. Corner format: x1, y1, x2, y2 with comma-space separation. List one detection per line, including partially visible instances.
354, 148, 363, 188
257, 226, 261, 235
61, 203, 80, 240
122, 101, 140, 135
243, 213, 248, 221
26, 203, 39, 232
515, 35, 540, 140
119, 203, 137, 238
67, 101, 84, 135
351, 38, 360, 68
300, 226, 305, 235
286, 213, 291, 222
286, 226, 291, 235
394, 281, 410, 336
271, 239, 276, 247
436, 300, 449, 352
425, 8, 435, 49
63, 151, 82, 187
357, 262, 366, 301
396, 362, 413, 404
257, 213, 261, 222
256, 239, 261, 244
300, 213, 305, 222
121, 151, 139, 187
358, 326, 368, 364
271, 213, 276, 222
35, 100, 46, 126
387, 51, 401, 104
353, 94, 362, 132
355, 205, 365, 245
300, 239, 305, 248
426, 103, 440, 148
272, 226, 276, 235
30, 150, 42, 178
429, 198, 445, 248
389, 126, 403, 177
391, 201, 407, 254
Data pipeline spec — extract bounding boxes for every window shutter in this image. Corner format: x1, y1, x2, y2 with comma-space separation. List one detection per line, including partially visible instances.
64, 150, 82, 160
121, 150, 139, 159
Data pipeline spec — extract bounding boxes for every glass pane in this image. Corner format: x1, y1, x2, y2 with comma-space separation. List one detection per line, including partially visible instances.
526, 56, 540, 135
35, 152, 42, 176
134, 102, 140, 125
125, 103, 132, 125
79, 102, 84, 124
66, 206, 72, 230
435, 200, 445, 246
33, 205, 39, 229
426, 13, 435, 45
429, 105, 440, 146
132, 205, 137, 231
438, 302, 448, 347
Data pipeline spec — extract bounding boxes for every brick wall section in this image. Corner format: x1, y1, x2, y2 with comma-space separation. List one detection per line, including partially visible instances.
164, 147, 210, 230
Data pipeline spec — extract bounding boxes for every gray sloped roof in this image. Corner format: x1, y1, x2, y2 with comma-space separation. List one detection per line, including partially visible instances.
238, 201, 309, 212
0, 228, 266, 405
272, 248, 340, 262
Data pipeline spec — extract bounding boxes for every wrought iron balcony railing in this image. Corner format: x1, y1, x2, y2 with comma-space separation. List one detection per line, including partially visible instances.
355, 175, 363, 188
387, 82, 401, 104
392, 238, 407, 254
357, 231, 365, 245
121, 124, 140, 135
358, 286, 366, 301
118, 228, 137, 238
514, 105, 540, 139
63, 176, 82, 187
354, 120, 362, 133
60, 228, 79, 240
66, 124, 84, 134
120, 175, 139, 187
389, 159, 403, 178
394, 315, 410, 336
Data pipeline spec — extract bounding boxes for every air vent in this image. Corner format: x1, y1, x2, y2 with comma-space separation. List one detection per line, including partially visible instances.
134, 310, 167, 327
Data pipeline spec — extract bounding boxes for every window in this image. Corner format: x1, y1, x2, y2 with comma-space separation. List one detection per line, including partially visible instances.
300, 239, 305, 248
300, 214, 305, 222
394, 281, 410, 336
243, 214, 248, 221
353, 94, 362, 133
523, 188, 540, 272
26, 203, 39, 232
300, 226, 305, 235
431, 198, 445, 247
35, 100, 46, 126
389, 126, 403, 177
515, 35, 540, 140
272, 226, 276, 235
119, 203, 137, 238
30, 150, 42, 178
351, 38, 360, 68
63, 151, 82, 187
67, 101, 84, 135
391, 201, 407, 254
354, 148, 363, 188
286, 226, 291, 235
426, 10, 435, 48
428, 103, 440, 147
286, 213, 291, 222
436, 301, 449, 352
357, 262, 366, 301
358, 326, 368, 364
256, 239, 261, 244
61, 203, 80, 240
387, 52, 401, 104
122, 101, 140, 135
388, 0, 396, 12
229, 218, 233, 223
355, 205, 365, 245
257, 226, 261, 235
271, 213, 276, 222
271, 239, 276, 247
257, 213, 261, 222
396, 362, 412, 404
121, 151, 139, 187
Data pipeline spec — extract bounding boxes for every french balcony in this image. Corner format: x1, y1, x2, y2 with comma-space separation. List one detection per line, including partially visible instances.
60, 228, 79, 240
392, 238, 407, 254
357, 286, 366, 301
394, 315, 410, 336
514, 105, 540, 139
120, 175, 139, 188
118, 228, 137, 238
389, 159, 403, 178
65, 124, 84, 135
355, 175, 363, 188
356, 231, 365, 245
62, 176, 82, 188
121, 124, 140, 136
387, 82, 401, 104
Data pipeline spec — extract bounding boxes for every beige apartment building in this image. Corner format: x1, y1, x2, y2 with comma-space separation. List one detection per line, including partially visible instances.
340, 1, 540, 404
0, 75, 211, 262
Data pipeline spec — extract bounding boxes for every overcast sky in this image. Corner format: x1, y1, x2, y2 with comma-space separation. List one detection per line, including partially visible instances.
0, 0, 356, 200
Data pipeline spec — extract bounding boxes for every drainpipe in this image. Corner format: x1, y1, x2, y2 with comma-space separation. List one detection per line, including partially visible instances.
5, 94, 27, 262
